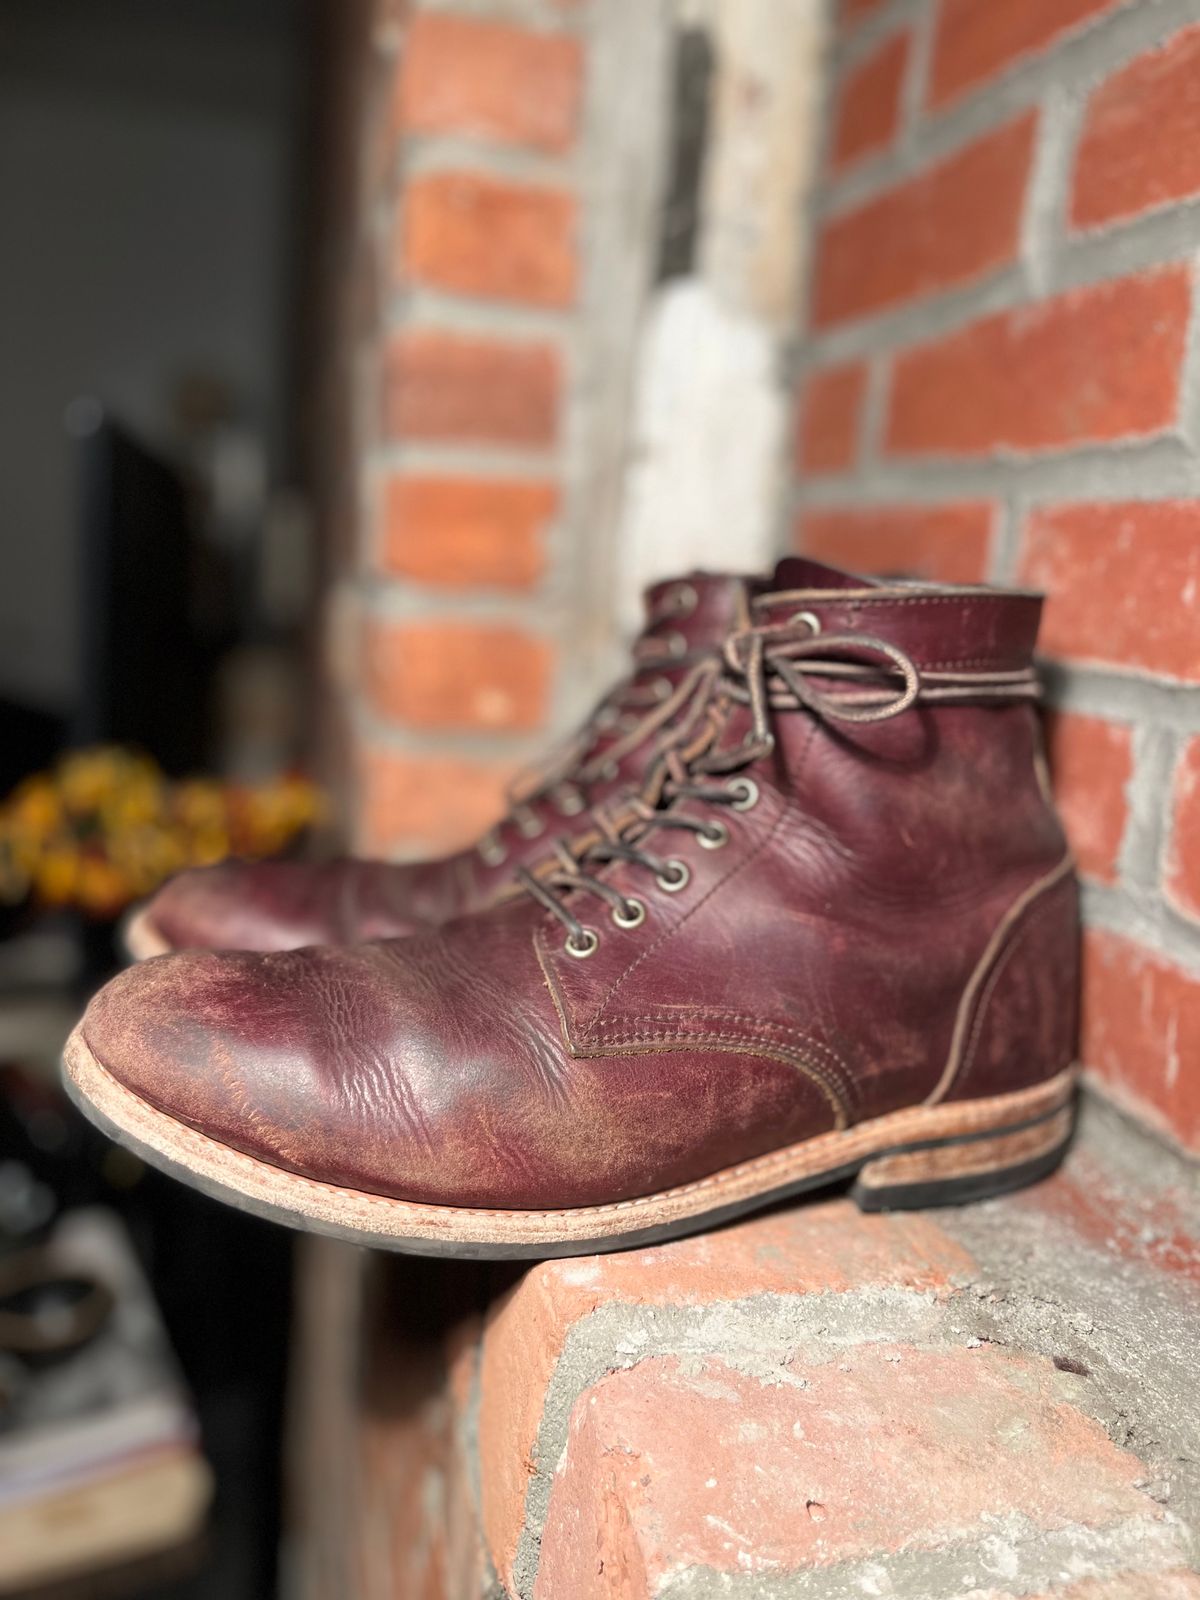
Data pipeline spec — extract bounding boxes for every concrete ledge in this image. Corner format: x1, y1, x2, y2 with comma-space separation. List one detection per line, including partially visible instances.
291, 1089, 1200, 1599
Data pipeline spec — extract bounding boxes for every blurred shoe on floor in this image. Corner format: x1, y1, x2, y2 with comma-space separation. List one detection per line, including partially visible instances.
125, 567, 775, 959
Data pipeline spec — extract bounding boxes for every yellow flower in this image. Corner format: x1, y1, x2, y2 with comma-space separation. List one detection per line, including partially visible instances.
0, 834, 31, 905
58, 747, 125, 814
2, 746, 325, 912
76, 855, 131, 917
101, 768, 164, 831
188, 826, 231, 867
174, 779, 227, 832
7, 776, 63, 839
35, 846, 80, 906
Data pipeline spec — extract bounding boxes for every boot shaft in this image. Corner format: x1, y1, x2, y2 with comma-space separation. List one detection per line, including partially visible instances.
744, 578, 1069, 902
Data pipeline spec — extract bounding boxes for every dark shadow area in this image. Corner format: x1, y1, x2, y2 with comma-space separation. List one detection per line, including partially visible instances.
0, 3, 330, 1594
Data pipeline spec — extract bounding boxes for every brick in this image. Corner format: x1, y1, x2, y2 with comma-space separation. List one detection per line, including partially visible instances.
797, 502, 994, 583
1018, 501, 1200, 681
364, 618, 552, 733
812, 113, 1035, 327
379, 475, 554, 591
353, 1259, 490, 1600
396, 14, 582, 154
1073, 25, 1200, 231
1166, 736, 1200, 923
929, 0, 1119, 109
535, 1346, 1157, 1597
382, 331, 560, 447
830, 31, 910, 172
1043, 712, 1132, 883
479, 1200, 976, 1591
356, 745, 518, 858
1083, 928, 1200, 1154
795, 361, 867, 473
887, 267, 1190, 458
1023, 1144, 1200, 1289
400, 172, 576, 307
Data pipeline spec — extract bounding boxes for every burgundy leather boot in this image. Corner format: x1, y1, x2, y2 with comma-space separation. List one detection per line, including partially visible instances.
66, 569, 1079, 1257
124, 569, 761, 959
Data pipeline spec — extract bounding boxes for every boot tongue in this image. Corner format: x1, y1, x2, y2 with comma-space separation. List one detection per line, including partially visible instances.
770, 556, 874, 592
641, 569, 759, 649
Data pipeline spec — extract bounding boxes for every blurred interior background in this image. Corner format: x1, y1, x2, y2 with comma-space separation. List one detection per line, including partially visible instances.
0, 2, 327, 1594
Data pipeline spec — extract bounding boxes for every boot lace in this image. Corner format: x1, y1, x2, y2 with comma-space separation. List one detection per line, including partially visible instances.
517, 614, 1039, 957
477, 581, 715, 866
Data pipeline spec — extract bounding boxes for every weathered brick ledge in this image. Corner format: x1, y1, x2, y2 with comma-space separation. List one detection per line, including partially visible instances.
292, 1088, 1200, 1600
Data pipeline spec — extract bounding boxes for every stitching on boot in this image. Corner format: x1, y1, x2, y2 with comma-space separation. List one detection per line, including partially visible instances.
533, 933, 851, 1127
954, 893, 1064, 1098
928, 853, 1075, 1106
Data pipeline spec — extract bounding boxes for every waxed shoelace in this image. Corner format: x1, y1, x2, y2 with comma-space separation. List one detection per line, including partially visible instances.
518, 614, 1040, 956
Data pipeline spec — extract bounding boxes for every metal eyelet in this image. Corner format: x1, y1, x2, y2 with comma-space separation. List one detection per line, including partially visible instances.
611, 898, 647, 930
791, 610, 822, 635
617, 713, 640, 734
478, 837, 507, 868
600, 759, 619, 782
670, 581, 698, 617
516, 810, 546, 840
667, 631, 688, 659
555, 787, 586, 818
656, 859, 691, 893
565, 928, 600, 959
698, 820, 730, 850
727, 777, 760, 812
653, 677, 674, 702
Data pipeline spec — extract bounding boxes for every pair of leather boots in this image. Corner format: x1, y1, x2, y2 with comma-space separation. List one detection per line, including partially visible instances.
64, 558, 1080, 1258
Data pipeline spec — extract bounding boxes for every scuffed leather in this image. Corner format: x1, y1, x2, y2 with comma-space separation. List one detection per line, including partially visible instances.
80, 571, 1079, 1211
947, 869, 1080, 1103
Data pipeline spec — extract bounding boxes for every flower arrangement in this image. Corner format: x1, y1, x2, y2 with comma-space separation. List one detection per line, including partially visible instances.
0, 747, 326, 919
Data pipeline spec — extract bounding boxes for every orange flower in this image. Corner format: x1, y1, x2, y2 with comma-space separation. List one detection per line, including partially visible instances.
2, 746, 325, 914
76, 855, 132, 917
35, 846, 80, 906
8, 776, 63, 839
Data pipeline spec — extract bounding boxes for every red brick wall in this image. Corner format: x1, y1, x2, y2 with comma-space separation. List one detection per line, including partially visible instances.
328, 0, 593, 862
795, 0, 1200, 1153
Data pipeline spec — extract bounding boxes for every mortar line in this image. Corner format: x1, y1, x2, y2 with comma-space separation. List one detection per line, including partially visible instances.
370, 442, 561, 477
1176, 249, 1200, 449
382, 291, 574, 340
787, 436, 1200, 505
1020, 79, 1080, 300
400, 136, 581, 186
830, 0, 924, 74
656, 1518, 1189, 1600
894, 0, 934, 160
987, 496, 1021, 587
1118, 724, 1183, 897
1082, 879, 1200, 974
816, 0, 1200, 220
404, 0, 586, 32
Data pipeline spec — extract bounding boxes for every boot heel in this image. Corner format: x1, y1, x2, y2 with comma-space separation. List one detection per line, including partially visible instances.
851, 1099, 1074, 1213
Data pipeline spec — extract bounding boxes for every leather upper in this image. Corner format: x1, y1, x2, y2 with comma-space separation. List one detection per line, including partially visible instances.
141, 569, 761, 954
82, 567, 1079, 1212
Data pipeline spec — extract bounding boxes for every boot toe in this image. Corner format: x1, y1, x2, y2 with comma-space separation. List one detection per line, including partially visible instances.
76, 942, 453, 1191
79, 949, 302, 1160
145, 862, 292, 952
